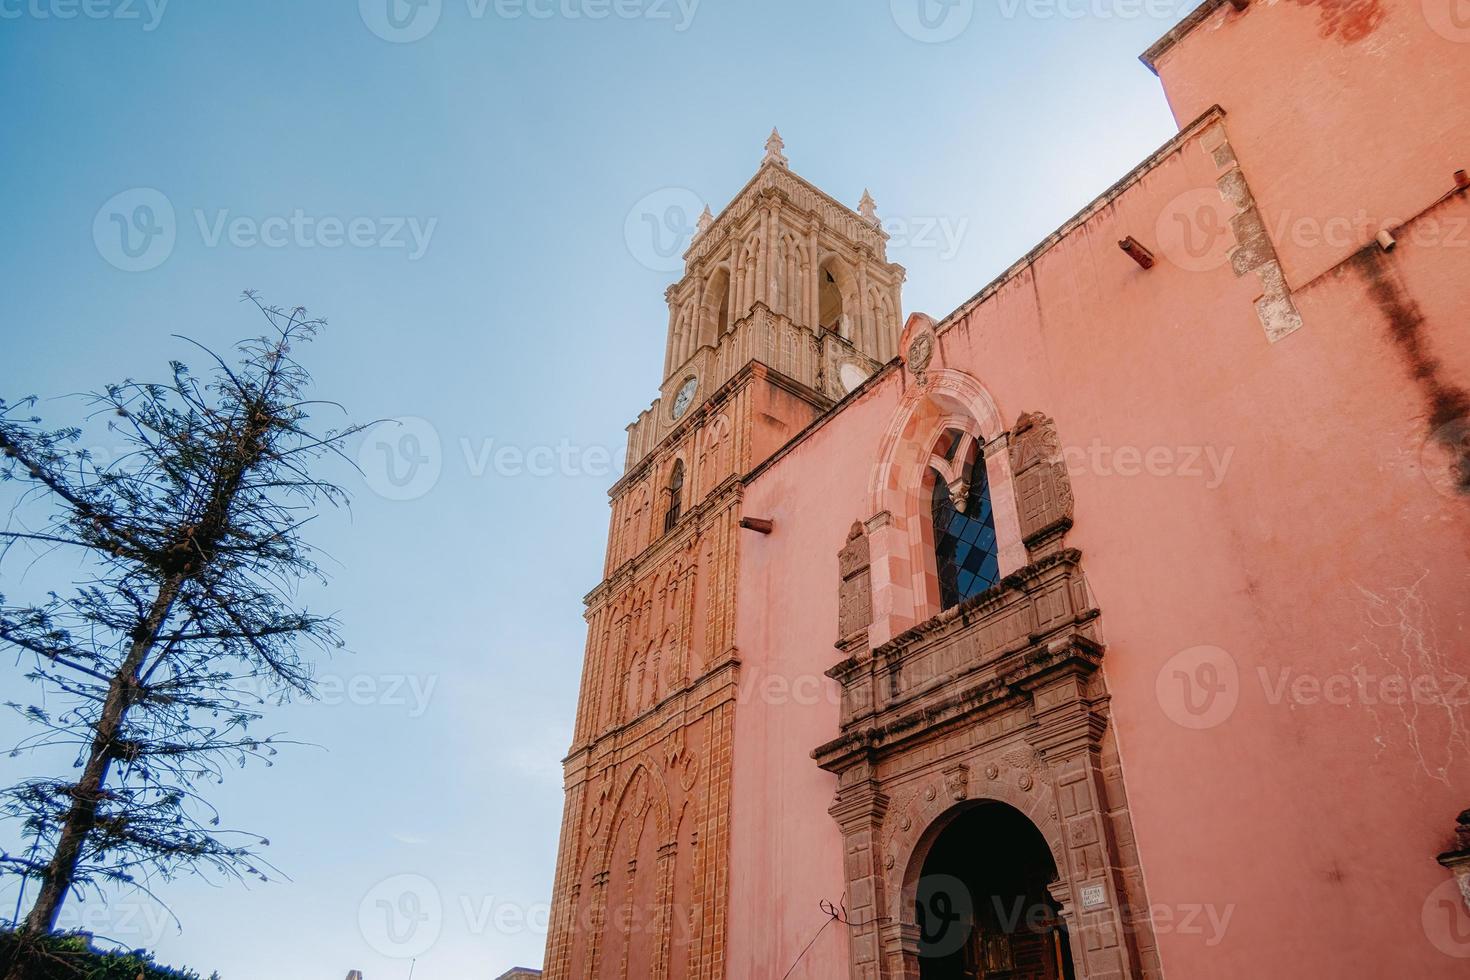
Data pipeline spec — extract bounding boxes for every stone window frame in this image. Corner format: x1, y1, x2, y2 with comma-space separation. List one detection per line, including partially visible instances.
864, 369, 1029, 647
663, 458, 686, 534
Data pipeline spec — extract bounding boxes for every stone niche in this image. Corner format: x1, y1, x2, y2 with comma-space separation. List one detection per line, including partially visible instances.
814, 413, 1161, 980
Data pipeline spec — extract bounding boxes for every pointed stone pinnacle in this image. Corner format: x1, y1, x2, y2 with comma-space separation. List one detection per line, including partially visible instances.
697, 205, 714, 236
859, 189, 879, 225
763, 128, 788, 168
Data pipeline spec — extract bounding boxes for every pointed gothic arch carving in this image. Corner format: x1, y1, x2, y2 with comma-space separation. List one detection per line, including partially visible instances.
773, 231, 810, 321
584, 760, 680, 979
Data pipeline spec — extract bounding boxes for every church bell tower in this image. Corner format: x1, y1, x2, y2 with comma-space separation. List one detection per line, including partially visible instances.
542, 131, 905, 979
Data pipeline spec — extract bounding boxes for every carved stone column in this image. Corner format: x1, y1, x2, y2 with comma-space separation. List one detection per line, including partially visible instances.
1030, 646, 1143, 980
830, 776, 890, 980
756, 207, 771, 307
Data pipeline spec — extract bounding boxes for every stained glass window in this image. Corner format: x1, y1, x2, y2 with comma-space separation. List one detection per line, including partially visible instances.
931, 460, 999, 609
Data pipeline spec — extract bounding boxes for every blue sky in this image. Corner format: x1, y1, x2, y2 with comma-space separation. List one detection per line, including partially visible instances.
0, 1, 1188, 975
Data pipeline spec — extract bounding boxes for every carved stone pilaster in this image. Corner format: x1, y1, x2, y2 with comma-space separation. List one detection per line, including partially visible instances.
831, 777, 892, 979
1027, 652, 1143, 980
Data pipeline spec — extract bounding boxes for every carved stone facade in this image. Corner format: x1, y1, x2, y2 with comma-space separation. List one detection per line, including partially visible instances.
623, 131, 907, 470
814, 410, 1162, 980
548, 8, 1470, 975
544, 138, 905, 980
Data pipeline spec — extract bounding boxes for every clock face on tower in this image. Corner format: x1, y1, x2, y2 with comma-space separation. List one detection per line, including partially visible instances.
671, 376, 699, 421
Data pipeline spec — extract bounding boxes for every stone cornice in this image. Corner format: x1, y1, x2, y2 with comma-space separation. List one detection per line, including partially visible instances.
611, 355, 833, 502
814, 550, 1103, 770
582, 474, 743, 609
561, 650, 743, 771
871, 549, 1087, 657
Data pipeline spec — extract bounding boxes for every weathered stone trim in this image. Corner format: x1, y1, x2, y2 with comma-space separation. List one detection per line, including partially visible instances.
1201, 121, 1304, 342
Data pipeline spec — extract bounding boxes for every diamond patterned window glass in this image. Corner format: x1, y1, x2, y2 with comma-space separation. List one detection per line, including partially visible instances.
931, 461, 999, 610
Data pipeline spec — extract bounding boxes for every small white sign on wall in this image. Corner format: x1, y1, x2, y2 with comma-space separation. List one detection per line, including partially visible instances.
1080, 884, 1107, 909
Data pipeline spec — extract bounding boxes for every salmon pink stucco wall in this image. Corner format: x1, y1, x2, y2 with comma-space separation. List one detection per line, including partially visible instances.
728, 4, 1470, 977
726, 379, 902, 979
1149, 0, 1470, 288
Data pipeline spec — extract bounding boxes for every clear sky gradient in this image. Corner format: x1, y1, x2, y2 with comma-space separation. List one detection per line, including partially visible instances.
0, 1, 1190, 976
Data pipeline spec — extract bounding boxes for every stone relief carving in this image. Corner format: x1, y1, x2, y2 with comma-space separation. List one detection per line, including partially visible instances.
906, 333, 934, 384
1009, 412, 1075, 558
943, 763, 970, 802
837, 521, 873, 644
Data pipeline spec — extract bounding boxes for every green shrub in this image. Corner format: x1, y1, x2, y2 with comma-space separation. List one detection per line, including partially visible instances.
0, 931, 217, 980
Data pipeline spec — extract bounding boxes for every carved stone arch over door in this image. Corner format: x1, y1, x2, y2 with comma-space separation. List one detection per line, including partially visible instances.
895, 794, 1074, 980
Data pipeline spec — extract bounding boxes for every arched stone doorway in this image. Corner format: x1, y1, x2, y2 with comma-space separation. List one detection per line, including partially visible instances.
912, 802, 1074, 980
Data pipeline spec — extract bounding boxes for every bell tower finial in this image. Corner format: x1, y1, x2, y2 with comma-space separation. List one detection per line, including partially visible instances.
763, 127, 788, 168
859, 188, 879, 226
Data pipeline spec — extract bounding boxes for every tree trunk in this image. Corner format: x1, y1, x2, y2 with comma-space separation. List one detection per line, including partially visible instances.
3, 577, 184, 980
